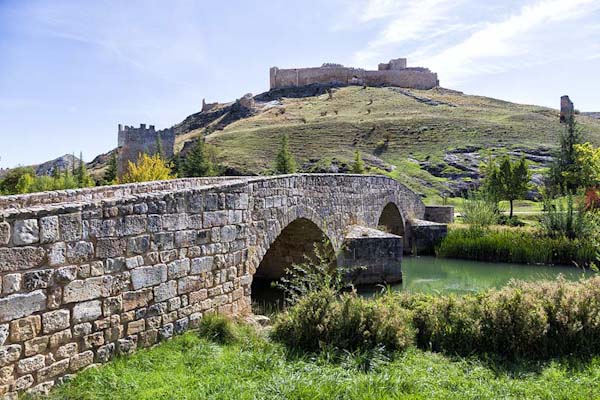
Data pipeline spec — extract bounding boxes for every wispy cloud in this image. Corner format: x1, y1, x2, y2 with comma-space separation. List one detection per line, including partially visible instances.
344, 0, 467, 66
417, 0, 600, 84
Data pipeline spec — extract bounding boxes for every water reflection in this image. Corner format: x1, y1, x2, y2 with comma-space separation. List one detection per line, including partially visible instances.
388, 256, 592, 295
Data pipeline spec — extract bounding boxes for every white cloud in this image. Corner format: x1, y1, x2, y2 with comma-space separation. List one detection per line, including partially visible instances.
417, 0, 600, 84
347, 0, 466, 66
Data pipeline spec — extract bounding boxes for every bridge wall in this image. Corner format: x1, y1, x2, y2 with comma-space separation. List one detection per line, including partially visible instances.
0, 175, 424, 397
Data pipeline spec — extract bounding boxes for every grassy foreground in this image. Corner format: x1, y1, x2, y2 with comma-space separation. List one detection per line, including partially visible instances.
48, 328, 600, 400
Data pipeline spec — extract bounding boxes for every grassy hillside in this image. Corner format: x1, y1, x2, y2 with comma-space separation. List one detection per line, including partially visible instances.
188, 86, 600, 200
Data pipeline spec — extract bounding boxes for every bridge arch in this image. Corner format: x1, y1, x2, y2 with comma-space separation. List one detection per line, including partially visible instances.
377, 202, 406, 237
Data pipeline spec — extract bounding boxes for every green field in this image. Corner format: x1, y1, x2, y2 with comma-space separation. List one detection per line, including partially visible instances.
48, 328, 600, 400
196, 86, 600, 198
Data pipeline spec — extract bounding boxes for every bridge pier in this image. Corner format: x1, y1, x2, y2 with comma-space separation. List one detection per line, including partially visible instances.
339, 226, 403, 285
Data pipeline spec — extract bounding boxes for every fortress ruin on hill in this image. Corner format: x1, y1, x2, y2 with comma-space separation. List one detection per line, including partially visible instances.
270, 58, 439, 90
117, 124, 175, 175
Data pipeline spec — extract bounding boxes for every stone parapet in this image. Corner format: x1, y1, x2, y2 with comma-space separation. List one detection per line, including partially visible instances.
0, 174, 432, 396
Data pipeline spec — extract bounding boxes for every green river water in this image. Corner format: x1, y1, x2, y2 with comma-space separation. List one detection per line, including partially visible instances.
391, 256, 591, 295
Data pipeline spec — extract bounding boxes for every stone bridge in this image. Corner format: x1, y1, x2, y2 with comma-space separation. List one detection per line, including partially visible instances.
0, 174, 450, 397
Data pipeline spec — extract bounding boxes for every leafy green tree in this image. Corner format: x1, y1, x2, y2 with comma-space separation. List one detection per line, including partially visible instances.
483, 155, 530, 218
103, 152, 118, 185
0, 166, 36, 194
183, 138, 214, 177
547, 114, 584, 195
275, 134, 297, 174
350, 150, 366, 174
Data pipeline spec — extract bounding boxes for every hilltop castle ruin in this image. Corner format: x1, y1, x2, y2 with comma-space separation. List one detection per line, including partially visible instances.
117, 124, 175, 175
270, 58, 439, 90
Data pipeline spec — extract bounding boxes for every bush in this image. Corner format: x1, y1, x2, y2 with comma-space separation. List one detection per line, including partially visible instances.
120, 153, 174, 183
271, 289, 414, 354
411, 277, 600, 359
197, 313, 239, 344
540, 195, 598, 240
461, 193, 498, 227
437, 227, 596, 266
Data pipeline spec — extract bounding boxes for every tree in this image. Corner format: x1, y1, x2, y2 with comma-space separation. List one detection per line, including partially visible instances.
275, 134, 297, 174
547, 114, 584, 195
119, 153, 174, 183
183, 138, 214, 177
0, 166, 36, 194
350, 150, 366, 174
483, 155, 530, 218
103, 152, 118, 185
75, 152, 94, 188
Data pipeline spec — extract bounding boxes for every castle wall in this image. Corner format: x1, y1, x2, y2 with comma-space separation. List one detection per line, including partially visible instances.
270, 61, 439, 90
117, 125, 175, 176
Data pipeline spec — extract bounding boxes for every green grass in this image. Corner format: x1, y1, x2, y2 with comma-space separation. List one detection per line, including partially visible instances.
199, 86, 600, 198
48, 329, 600, 400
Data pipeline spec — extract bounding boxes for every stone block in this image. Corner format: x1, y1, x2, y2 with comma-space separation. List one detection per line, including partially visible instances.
63, 276, 112, 303
0, 365, 14, 385
55, 343, 78, 359
90, 261, 104, 276
203, 211, 228, 228
55, 266, 77, 283
0, 222, 10, 245
49, 329, 72, 348
66, 241, 94, 263
39, 216, 59, 244
95, 343, 115, 363
191, 256, 213, 274
9, 316, 41, 342
2, 274, 21, 294
131, 264, 167, 290
220, 225, 237, 242
24, 336, 49, 356
69, 351, 93, 372
82, 332, 104, 350
47, 242, 66, 267
126, 319, 145, 335
0, 247, 46, 273
42, 310, 70, 334
72, 323, 92, 338
167, 258, 190, 279
128, 235, 150, 255
154, 281, 177, 303
158, 323, 173, 340
177, 276, 204, 294
0, 345, 21, 367
58, 213, 82, 242
103, 296, 123, 316
22, 269, 53, 290
0, 325, 7, 346
72, 300, 102, 324
96, 238, 127, 258
122, 289, 153, 312
106, 257, 126, 273
0, 291, 46, 323
16, 354, 45, 374
36, 358, 69, 381
13, 374, 34, 391
12, 219, 39, 245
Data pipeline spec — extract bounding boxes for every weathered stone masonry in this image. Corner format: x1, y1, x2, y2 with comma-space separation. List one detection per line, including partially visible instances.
0, 174, 445, 397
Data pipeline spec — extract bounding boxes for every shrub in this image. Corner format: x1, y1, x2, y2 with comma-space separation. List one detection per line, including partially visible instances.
437, 227, 596, 266
410, 276, 600, 359
119, 153, 174, 183
271, 289, 414, 354
197, 313, 239, 344
539, 195, 598, 240
461, 192, 499, 227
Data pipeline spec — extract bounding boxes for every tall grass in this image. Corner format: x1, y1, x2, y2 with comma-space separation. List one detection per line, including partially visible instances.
437, 227, 596, 266
273, 276, 600, 360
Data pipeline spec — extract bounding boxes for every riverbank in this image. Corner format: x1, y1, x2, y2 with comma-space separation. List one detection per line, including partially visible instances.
48, 327, 600, 400
436, 226, 597, 266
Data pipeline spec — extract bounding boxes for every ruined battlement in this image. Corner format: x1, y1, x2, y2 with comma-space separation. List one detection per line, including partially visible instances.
270, 58, 439, 90
117, 124, 175, 175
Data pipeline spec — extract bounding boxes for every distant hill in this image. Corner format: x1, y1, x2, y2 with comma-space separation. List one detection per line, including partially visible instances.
85, 85, 600, 200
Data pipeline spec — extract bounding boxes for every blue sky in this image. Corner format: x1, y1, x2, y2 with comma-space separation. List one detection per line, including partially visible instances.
1, 0, 599, 168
